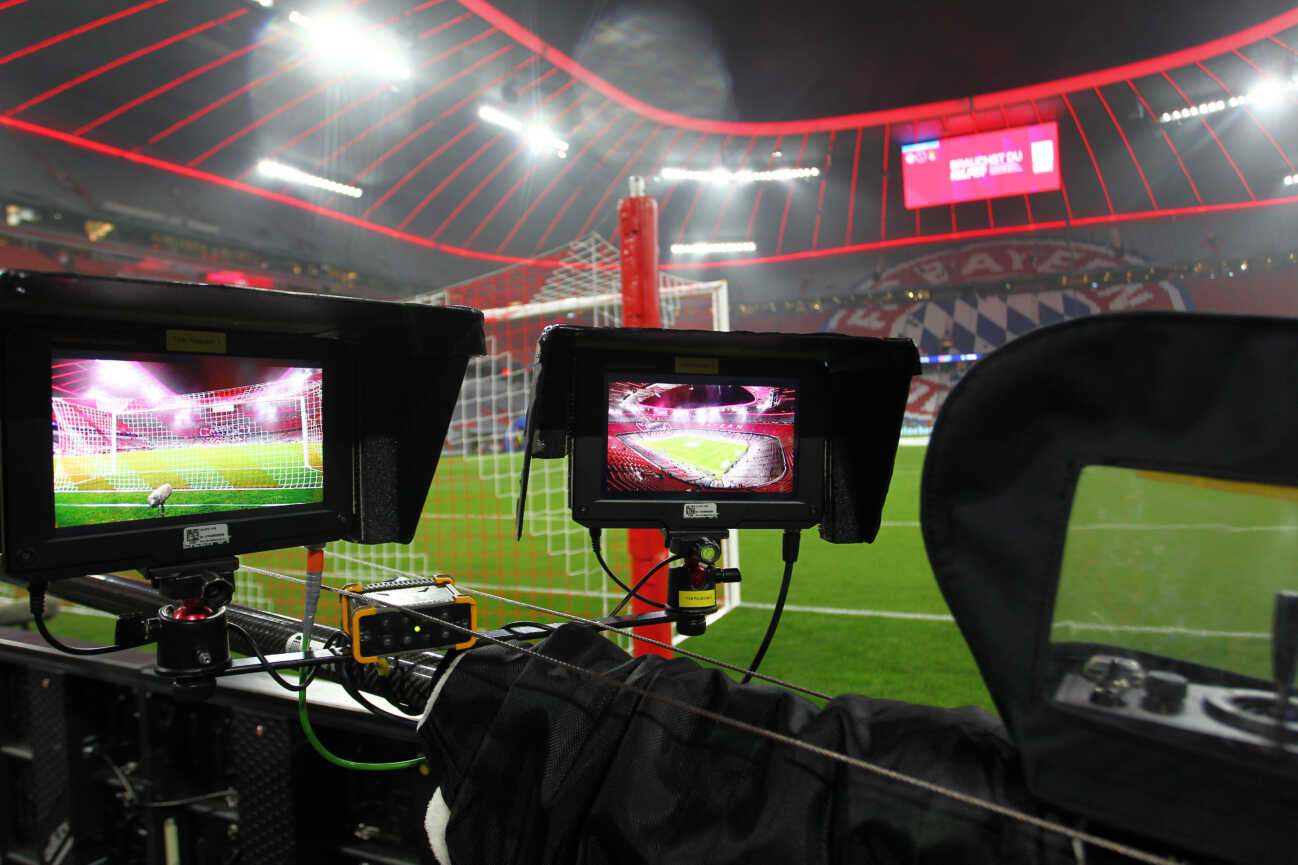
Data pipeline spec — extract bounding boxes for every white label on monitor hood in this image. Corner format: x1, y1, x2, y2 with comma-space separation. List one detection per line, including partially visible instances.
683, 503, 718, 519
183, 523, 230, 549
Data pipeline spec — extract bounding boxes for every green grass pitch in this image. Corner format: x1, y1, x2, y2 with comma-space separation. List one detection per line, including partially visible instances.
37, 444, 1290, 715
53, 441, 322, 527
637, 434, 749, 480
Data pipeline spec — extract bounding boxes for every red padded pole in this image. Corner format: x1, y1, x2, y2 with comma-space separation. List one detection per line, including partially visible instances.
618, 177, 671, 658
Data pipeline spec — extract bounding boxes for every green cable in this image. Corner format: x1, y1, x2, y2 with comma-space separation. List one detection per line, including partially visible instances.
297, 686, 425, 772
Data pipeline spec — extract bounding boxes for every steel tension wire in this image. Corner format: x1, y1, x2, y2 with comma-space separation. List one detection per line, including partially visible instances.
323, 551, 830, 700
240, 563, 1183, 865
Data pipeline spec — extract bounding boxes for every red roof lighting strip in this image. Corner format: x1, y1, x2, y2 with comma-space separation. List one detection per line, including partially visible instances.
1161, 70, 1255, 199
744, 133, 783, 241
845, 127, 863, 244
710, 135, 759, 244
433, 80, 591, 240
1197, 58, 1295, 172
1125, 80, 1202, 205
575, 123, 666, 243
4, 8, 249, 117
148, 55, 310, 145
458, 70, 568, 243
656, 130, 709, 215
1000, 104, 1033, 224
188, 1, 462, 170
812, 130, 835, 248
76, 31, 283, 136
1032, 98, 1073, 221
573, 117, 652, 239
1060, 92, 1114, 214
349, 44, 524, 184
360, 60, 556, 220
0, 0, 35, 11
402, 89, 603, 233
674, 134, 733, 244
878, 123, 890, 241
775, 134, 809, 255
5, 114, 1298, 270
457, 0, 1298, 135
145, 0, 380, 146
496, 97, 625, 252
319, 26, 501, 168
1094, 86, 1157, 208
0, 0, 173, 67
662, 195, 1298, 270
0, 115, 609, 268
1231, 48, 1298, 111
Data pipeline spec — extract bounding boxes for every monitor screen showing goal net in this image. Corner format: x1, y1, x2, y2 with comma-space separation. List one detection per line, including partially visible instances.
605, 378, 797, 495
51, 353, 324, 528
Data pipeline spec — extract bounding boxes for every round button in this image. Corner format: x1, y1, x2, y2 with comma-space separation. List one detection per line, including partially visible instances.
1142, 671, 1188, 714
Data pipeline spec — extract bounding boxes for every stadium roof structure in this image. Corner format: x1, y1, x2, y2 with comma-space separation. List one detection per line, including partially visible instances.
2, 0, 1298, 277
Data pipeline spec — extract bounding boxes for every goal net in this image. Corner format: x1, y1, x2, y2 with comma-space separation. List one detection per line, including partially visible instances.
52, 380, 323, 494
244, 233, 736, 642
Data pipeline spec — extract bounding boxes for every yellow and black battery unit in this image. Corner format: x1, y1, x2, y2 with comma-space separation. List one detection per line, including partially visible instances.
341, 576, 477, 664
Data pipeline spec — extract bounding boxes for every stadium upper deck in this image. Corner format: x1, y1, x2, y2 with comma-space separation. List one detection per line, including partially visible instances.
1, 1, 1297, 284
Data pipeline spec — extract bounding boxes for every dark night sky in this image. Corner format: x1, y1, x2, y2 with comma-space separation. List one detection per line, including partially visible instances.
490, 1, 1298, 121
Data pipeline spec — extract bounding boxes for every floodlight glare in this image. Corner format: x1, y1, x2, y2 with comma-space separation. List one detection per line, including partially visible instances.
661, 166, 820, 184
478, 105, 568, 156
670, 241, 758, 255
287, 10, 411, 82
257, 160, 363, 198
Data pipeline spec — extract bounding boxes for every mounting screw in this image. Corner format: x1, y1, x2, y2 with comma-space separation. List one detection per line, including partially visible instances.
194, 649, 213, 666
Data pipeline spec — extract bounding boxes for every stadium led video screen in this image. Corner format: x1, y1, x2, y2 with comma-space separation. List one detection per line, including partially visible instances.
605, 378, 796, 496
901, 121, 1060, 209
51, 353, 323, 528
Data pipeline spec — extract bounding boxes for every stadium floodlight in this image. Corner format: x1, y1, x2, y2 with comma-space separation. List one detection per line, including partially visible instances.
660, 166, 820, 184
286, 9, 411, 82
257, 160, 363, 198
1285, 174, 1297, 186
670, 241, 758, 256
477, 105, 568, 157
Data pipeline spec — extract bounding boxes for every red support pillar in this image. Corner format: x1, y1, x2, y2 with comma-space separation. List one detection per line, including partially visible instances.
618, 176, 672, 658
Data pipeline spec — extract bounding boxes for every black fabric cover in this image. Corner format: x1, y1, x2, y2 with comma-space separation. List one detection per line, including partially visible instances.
921, 312, 1298, 865
419, 626, 1072, 865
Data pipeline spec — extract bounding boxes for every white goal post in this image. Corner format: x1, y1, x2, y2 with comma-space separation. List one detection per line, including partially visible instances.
410, 233, 741, 638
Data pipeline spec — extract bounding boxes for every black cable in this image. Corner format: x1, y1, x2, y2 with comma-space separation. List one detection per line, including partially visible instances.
227, 622, 325, 693
377, 664, 424, 717
500, 620, 557, 639
590, 528, 667, 610
609, 554, 682, 617
29, 583, 133, 656
740, 528, 800, 685
146, 789, 236, 809
339, 660, 417, 728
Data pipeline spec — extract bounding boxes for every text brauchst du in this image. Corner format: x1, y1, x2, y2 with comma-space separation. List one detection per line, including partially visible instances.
949, 150, 1024, 181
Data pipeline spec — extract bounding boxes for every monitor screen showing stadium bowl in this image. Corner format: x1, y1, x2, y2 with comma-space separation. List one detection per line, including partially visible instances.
51, 353, 324, 528
605, 378, 797, 496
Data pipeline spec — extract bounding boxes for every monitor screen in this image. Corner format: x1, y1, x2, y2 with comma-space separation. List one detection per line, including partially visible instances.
51, 353, 323, 528
901, 121, 1060, 209
605, 378, 796, 495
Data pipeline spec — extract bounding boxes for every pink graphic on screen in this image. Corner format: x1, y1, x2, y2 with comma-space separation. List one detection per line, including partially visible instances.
605, 380, 796, 495
901, 122, 1060, 209
51, 354, 324, 528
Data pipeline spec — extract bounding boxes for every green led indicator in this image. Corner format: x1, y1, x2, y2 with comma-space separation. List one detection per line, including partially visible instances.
414, 625, 422, 633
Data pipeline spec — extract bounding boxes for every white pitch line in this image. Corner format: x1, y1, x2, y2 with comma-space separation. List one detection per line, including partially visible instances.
741, 602, 954, 622
1053, 621, 1269, 639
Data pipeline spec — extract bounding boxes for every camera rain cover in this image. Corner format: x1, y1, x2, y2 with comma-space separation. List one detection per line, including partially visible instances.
921, 311, 1298, 865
